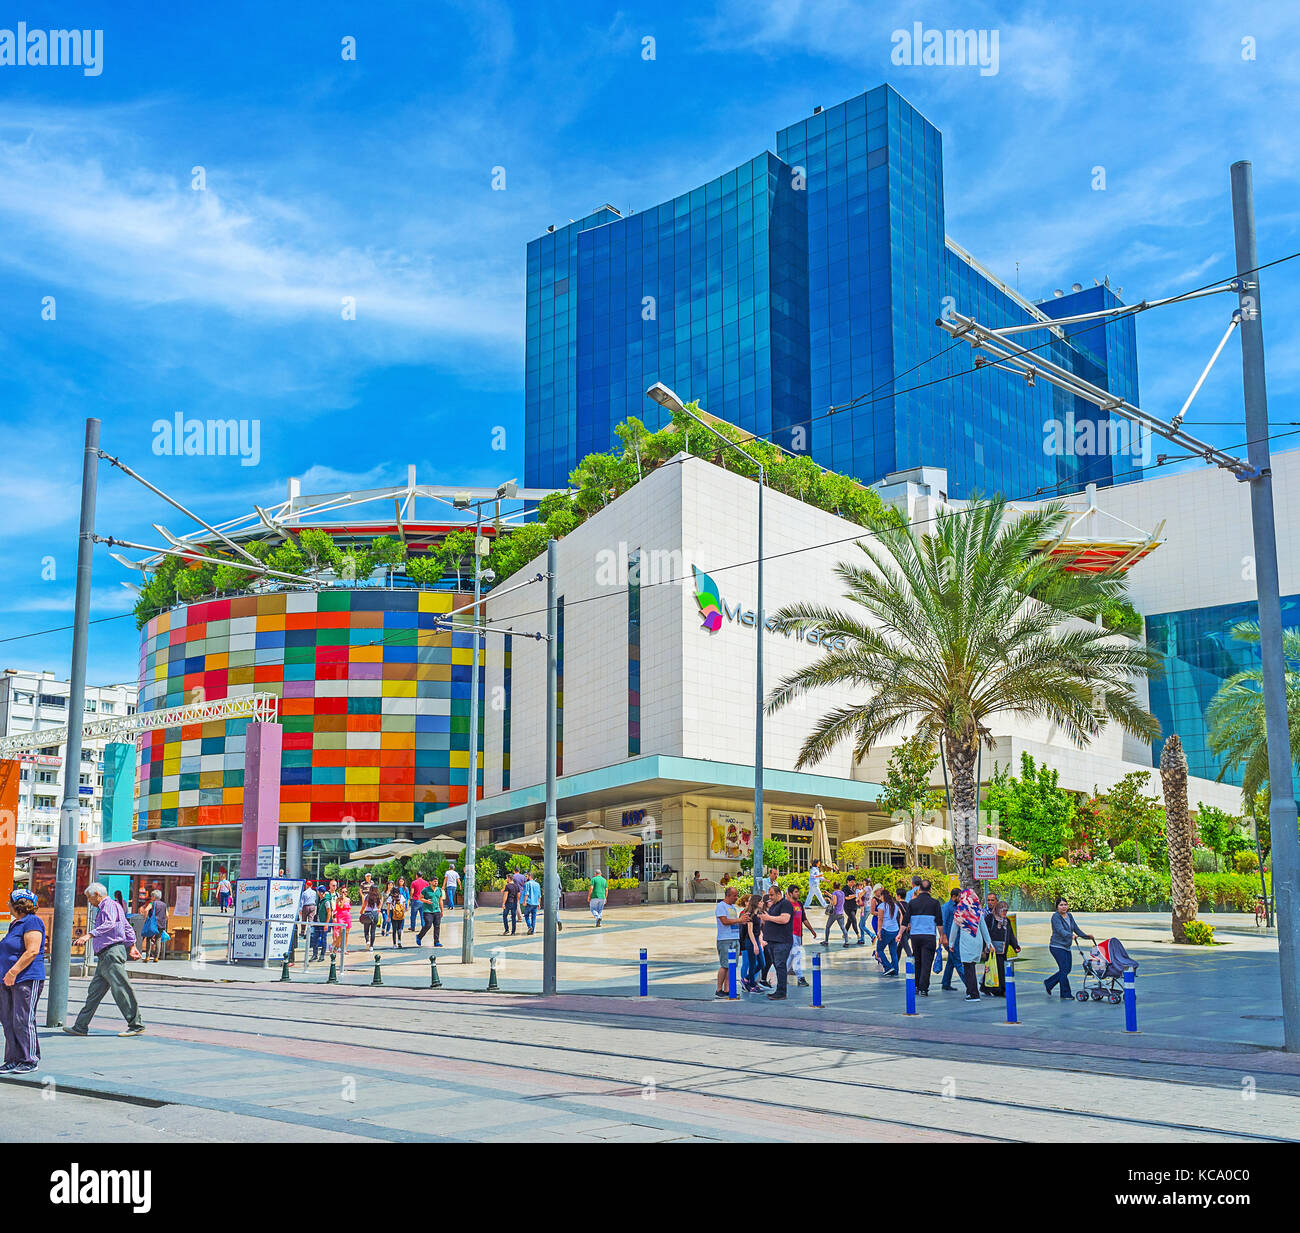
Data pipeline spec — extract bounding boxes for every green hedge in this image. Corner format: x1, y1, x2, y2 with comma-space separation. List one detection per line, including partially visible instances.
991, 863, 1268, 912
724, 866, 958, 902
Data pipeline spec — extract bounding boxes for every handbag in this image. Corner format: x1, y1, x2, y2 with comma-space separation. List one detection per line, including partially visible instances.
141, 914, 159, 938
932, 949, 943, 975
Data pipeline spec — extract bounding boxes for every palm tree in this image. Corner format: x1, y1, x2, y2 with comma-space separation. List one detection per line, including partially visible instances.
1205, 622, 1300, 801
767, 496, 1160, 887
1160, 734, 1197, 942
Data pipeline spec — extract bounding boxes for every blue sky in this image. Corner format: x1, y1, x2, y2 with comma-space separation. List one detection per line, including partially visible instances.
1, 0, 1298, 685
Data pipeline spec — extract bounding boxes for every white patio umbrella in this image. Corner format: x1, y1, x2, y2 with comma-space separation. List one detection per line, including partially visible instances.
840, 821, 1023, 857
346, 840, 417, 863
811, 803, 833, 868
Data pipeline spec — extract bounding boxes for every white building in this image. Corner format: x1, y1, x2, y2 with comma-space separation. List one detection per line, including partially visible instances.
426, 451, 1244, 884
0, 669, 138, 848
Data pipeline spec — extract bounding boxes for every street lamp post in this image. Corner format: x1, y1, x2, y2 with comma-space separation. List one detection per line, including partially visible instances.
47, 418, 100, 1027
455, 480, 517, 965
645, 383, 767, 890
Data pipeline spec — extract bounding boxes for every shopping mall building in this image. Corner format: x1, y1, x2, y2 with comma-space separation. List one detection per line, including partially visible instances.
425, 451, 1275, 879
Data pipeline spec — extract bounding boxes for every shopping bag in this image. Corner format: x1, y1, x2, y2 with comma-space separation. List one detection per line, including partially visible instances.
932, 949, 943, 975
984, 960, 1000, 989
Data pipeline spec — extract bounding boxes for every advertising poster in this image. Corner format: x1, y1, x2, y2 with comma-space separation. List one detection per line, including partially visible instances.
266, 917, 296, 960
268, 879, 303, 920
707, 809, 753, 863
231, 917, 267, 960
174, 885, 192, 918
235, 878, 267, 917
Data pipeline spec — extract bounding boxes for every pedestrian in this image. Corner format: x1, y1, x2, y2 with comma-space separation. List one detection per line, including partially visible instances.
360, 882, 381, 951
714, 886, 743, 998
443, 865, 460, 912
588, 868, 608, 927
319, 881, 338, 958
952, 888, 994, 1002
823, 882, 849, 946
737, 895, 766, 993
141, 889, 169, 963
876, 885, 905, 975
788, 886, 816, 987
981, 900, 1019, 997
291, 881, 317, 964
397, 876, 411, 923
807, 859, 827, 909
409, 870, 429, 934
1044, 896, 1093, 1001
502, 875, 521, 935
758, 886, 780, 986
113, 890, 125, 909
520, 871, 541, 934
905, 878, 944, 996
333, 886, 353, 955
758, 883, 795, 1000
939, 887, 964, 991
899, 874, 923, 956
843, 876, 861, 943
216, 874, 232, 913
386, 883, 406, 947
64, 882, 145, 1037
0, 889, 46, 1073
416, 880, 443, 947
855, 883, 872, 945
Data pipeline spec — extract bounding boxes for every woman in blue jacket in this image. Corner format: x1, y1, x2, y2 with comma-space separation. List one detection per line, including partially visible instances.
1044, 896, 1094, 1000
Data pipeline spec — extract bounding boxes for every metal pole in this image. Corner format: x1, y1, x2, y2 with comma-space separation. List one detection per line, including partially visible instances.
462, 501, 483, 965
754, 470, 765, 890
541, 539, 559, 995
1231, 161, 1300, 1052
47, 417, 100, 1027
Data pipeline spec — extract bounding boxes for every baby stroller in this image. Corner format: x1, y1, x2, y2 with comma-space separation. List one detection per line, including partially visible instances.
1076, 937, 1138, 1004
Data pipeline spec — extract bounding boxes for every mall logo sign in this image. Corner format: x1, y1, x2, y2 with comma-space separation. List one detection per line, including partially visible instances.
692, 566, 847, 651
0, 23, 103, 75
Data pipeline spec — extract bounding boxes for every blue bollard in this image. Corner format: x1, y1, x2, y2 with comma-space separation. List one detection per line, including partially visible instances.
904, 957, 917, 1015
728, 946, 738, 1000
1123, 967, 1138, 1032
812, 951, 822, 1007
1004, 959, 1019, 1024
639, 947, 648, 997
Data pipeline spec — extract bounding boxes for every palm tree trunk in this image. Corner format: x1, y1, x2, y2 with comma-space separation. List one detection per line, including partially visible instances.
946, 735, 979, 889
1161, 734, 1197, 942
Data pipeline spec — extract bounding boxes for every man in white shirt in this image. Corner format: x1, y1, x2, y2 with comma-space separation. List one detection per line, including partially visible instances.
807, 860, 827, 909
443, 866, 461, 911
713, 887, 743, 998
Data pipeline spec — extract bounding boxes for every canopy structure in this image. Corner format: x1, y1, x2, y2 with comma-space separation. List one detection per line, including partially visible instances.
1010, 485, 1164, 575
842, 823, 1023, 856
347, 841, 417, 863
497, 822, 644, 857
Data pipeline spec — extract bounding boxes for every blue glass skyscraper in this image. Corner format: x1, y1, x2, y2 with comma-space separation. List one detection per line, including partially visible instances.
526, 85, 1141, 499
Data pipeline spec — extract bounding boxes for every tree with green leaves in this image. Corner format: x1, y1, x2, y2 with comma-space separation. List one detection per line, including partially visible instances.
876, 734, 939, 864
1206, 621, 1300, 805
767, 496, 1159, 888
983, 752, 1078, 863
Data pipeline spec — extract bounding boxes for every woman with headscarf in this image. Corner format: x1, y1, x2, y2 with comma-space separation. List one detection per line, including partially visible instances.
0, 889, 46, 1073
951, 888, 994, 1001
981, 900, 1019, 997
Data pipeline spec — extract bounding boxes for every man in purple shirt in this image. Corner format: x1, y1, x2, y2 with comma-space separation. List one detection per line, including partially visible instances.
64, 882, 146, 1037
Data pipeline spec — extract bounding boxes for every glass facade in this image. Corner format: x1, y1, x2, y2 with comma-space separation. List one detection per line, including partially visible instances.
526, 85, 1141, 500
1145, 594, 1300, 785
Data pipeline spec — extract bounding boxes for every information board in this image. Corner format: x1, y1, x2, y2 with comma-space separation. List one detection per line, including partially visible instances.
974, 842, 999, 881
231, 916, 268, 960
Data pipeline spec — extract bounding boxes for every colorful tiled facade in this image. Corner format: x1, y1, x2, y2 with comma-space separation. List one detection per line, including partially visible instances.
134, 590, 486, 833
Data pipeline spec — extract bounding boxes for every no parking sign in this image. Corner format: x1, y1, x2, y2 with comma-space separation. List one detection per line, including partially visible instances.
974, 843, 999, 880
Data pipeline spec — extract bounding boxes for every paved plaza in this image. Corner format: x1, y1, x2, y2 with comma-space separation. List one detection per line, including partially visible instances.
7, 902, 1296, 1144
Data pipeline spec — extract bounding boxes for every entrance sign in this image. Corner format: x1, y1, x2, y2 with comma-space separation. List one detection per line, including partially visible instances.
974, 842, 999, 881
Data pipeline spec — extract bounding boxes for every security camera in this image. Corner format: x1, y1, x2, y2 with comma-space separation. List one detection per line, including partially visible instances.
480, 568, 496, 584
